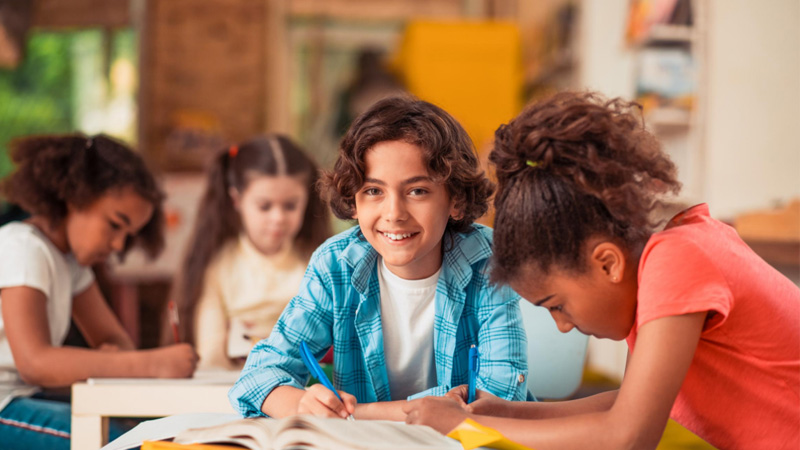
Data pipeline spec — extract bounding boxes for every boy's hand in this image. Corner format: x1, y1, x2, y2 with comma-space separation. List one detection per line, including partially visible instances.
403, 396, 468, 434
297, 384, 357, 419
145, 344, 198, 378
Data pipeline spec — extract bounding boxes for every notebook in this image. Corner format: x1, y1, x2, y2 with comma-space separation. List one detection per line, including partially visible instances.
168, 415, 461, 450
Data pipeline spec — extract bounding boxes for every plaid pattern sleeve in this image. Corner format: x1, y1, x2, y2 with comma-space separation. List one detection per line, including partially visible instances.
473, 272, 528, 401
228, 238, 342, 417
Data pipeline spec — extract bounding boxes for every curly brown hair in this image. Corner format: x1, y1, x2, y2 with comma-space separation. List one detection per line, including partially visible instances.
320, 95, 495, 235
1, 133, 166, 259
489, 91, 681, 283
177, 135, 331, 343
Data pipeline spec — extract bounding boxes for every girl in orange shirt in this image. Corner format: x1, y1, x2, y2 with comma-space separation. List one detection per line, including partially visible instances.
404, 91, 800, 449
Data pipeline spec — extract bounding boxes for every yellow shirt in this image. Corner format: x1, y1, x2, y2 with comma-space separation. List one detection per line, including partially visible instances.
194, 234, 307, 370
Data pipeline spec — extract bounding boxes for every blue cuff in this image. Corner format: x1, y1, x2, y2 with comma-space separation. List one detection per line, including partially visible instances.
406, 384, 452, 400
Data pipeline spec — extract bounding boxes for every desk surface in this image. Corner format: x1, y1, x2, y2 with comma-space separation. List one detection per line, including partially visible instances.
73, 382, 234, 417
71, 372, 238, 450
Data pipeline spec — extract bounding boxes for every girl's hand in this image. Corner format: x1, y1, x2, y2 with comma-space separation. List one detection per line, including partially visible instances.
144, 344, 198, 378
403, 396, 468, 434
444, 384, 469, 407
97, 343, 120, 352
297, 384, 357, 419
466, 389, 513, 417
444, 385, 510, 416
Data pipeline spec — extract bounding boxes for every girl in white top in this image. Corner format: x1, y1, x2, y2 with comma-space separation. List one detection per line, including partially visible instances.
0, 134, 198, 450
176, 135, 331, 369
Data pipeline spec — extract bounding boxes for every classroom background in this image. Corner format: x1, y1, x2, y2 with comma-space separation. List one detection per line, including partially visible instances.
0, 0, 797, 448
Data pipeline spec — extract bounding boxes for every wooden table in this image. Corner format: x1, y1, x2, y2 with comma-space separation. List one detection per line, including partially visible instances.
71, 372, 238, 450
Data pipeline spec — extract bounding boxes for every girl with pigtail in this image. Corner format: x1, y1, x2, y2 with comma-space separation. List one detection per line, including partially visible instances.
176, 135, 330, 370
404, 91, 800, 449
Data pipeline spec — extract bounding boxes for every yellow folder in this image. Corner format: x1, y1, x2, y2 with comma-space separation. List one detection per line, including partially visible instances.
447, 418, 533, 450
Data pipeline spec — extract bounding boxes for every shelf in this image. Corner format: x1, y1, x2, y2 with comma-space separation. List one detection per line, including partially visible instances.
629, 0, 706, 202
645, 24, 693, 44
645, 107, 692, 130
735, 200, 800, 269
743, 239, 800, 268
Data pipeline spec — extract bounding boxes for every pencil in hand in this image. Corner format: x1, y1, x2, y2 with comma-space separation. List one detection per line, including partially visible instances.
167, 300, 181, 343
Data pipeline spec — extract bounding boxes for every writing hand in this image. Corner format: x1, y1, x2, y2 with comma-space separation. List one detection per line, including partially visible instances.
298, 384, 357, 419
144, 344, 198, 378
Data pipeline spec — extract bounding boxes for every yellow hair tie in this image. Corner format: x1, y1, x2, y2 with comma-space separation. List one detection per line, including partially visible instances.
526, 160, 541, 168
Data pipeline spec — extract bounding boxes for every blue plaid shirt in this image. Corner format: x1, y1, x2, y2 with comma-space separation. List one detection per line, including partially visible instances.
229, 224, 528, 417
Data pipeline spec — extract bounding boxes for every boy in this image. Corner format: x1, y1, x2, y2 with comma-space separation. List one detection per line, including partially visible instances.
230, 96, 528, 420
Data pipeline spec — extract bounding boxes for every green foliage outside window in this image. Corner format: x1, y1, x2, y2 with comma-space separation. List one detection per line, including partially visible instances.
0, 32, 76, 181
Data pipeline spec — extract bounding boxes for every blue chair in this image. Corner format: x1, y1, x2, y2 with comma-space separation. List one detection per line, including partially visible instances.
520, 300, 589, 400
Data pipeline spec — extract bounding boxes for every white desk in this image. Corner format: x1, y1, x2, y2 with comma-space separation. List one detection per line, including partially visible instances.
71, 371, 238, 450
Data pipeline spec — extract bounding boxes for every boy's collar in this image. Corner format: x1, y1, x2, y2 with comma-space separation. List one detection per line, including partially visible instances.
339, 224, 491, 292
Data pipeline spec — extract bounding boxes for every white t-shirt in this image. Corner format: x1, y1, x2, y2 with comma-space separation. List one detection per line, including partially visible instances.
0, 222, 94, 411
377, 257, 439, 400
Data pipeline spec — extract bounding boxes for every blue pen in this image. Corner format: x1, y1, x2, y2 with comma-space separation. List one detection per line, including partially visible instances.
468, 344, 479, 404
299, 341, 355, 421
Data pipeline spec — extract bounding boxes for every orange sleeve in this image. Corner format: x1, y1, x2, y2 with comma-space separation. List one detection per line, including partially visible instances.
636, 235, 733, 333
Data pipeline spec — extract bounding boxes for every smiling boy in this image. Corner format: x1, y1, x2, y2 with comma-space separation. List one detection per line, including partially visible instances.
230, 96, 528, 421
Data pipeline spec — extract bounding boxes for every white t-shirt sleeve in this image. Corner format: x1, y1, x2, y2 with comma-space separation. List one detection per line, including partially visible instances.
0, 231, 55, 296
0, 223, 93, 349
0, 228, 94, 297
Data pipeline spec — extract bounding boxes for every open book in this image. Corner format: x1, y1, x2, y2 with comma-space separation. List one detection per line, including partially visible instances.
169, 415, 460, 450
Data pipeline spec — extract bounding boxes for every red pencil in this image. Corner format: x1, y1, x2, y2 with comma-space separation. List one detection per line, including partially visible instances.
167, 300, 180, 343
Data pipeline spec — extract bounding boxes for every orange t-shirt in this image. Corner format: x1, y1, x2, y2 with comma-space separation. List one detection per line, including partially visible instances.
627, 204, 800, 449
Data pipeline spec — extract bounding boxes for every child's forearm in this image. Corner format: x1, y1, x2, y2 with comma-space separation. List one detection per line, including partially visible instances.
263, 387, 408, 420
96, 332, 136, 351
509, 390, 618, 419
19, 347, 147, 387
261, 385, 304, 417
467, 407, 648, 450
354, 400, 407, 421
18, 344, 196, 387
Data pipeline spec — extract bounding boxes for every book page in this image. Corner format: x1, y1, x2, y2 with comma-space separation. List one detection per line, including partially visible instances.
101, 413, 240, 450
274, 416, 461, 450
174, 417, 279, 450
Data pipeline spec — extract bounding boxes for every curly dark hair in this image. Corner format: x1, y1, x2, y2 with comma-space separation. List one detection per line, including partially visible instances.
320, 95, 495, 234
490, 91, 681, 284
1, 133, 166, 259
177, 134, 331, 343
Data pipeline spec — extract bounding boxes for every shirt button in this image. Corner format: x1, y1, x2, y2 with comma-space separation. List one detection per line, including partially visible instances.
518, 374, 525, 383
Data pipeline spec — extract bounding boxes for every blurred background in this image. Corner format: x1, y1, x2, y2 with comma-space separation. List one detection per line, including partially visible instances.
0, 0, 797, 446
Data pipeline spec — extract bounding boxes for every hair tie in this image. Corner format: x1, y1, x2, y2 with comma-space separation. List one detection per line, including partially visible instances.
526, 160, 541, 168
228, 145, 239, 158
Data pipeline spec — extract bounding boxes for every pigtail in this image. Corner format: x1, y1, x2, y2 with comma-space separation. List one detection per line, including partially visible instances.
274, 136, 331, 259
176, 149, 241, 344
